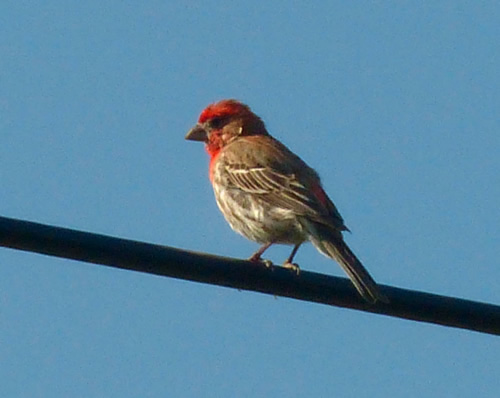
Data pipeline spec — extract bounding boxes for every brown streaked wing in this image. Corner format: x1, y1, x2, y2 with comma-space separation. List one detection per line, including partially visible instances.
223, 163, 344, 229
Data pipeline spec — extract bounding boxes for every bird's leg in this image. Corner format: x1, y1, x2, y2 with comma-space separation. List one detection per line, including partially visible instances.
249, 242, 274, 267
283, 244, 301, 275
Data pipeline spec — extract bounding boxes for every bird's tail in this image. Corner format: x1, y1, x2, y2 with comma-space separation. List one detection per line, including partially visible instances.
305, 221, 388, 304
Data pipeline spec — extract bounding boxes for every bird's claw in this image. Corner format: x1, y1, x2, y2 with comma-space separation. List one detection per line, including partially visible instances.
249, 255, 274, 269
283, 262, 300, 275
262, 259, 273, 268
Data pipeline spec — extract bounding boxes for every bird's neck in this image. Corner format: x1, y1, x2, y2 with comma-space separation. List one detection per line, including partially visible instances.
206, 146, 221, 182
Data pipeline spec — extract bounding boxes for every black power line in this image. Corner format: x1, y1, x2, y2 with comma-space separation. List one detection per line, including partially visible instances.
0, 215, 498, 336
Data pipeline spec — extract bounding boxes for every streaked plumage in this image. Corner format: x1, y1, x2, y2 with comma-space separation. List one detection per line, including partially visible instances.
186, 99, 387, 303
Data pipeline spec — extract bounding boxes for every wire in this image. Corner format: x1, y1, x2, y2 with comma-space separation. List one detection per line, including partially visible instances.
0, 215, 499, 336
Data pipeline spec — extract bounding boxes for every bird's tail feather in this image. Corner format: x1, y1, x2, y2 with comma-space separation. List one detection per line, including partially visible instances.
305, 221, 388, 304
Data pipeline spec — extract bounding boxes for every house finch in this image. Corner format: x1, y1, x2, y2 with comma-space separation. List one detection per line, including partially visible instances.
186, 99, 387, 303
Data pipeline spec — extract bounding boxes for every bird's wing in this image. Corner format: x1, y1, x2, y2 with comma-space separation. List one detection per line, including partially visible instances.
223, 162, 346, 230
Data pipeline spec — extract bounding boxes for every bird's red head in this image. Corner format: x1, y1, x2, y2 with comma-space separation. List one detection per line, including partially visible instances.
185, 99, 268, 156
198, 99, 252, 124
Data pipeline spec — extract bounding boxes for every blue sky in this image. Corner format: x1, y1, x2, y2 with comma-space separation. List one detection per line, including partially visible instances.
1, 2, 499, 397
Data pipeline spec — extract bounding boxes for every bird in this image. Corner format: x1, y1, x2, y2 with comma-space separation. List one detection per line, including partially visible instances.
185, 99, 387, 303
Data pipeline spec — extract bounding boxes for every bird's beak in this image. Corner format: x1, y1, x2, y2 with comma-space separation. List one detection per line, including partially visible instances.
185, 124, 208, 142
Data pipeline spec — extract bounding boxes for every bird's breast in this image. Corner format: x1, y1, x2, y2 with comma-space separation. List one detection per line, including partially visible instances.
211, 181, 307, 245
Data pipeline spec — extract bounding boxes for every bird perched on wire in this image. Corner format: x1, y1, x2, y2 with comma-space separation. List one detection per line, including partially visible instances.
185, 99, 387, 304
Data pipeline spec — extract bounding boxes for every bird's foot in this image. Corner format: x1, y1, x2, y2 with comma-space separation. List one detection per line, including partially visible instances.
282, 262, 300, 275
249, 254, 273, 269
248, 253, 261, 262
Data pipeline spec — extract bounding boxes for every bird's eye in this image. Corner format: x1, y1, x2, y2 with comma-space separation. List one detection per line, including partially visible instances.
209, 117, 225, 129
